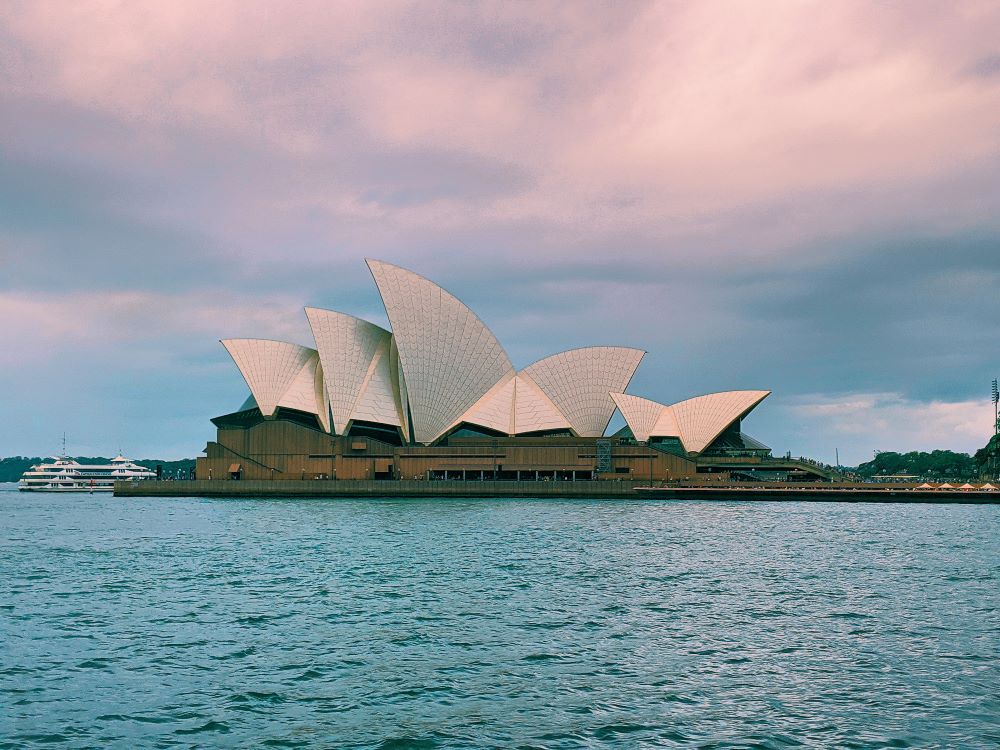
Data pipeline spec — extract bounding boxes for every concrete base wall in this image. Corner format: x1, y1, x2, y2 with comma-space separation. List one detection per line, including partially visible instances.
115, 479, 644, 498
636, 486, 1000, 504
117, 480, 1000, 503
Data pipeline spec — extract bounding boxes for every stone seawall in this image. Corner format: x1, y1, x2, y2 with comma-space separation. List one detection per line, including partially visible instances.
116, 480, 1000, 502
636, 486, 1000, 504
115, 479, 643, 498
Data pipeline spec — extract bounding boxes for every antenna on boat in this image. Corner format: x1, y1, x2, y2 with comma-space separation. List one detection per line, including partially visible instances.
62, 432, 67, 457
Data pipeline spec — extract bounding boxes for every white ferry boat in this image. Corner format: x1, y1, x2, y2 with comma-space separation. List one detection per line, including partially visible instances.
18, 455, 157, 492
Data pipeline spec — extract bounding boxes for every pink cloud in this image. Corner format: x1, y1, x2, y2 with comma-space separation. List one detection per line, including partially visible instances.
1, 0, 998, 267
5, 6, 997, 167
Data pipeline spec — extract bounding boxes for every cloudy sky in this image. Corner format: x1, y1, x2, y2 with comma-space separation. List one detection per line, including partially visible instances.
1, 1, 998, 464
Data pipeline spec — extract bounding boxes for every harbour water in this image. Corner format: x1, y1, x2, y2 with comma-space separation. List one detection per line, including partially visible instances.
2, 483, 998, 748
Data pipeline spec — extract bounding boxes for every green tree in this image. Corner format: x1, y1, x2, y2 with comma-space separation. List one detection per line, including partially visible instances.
855, 450, 976, 480
974, 434, 1000, 478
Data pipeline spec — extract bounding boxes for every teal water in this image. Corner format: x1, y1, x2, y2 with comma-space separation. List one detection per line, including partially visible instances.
1, 484, 998, 749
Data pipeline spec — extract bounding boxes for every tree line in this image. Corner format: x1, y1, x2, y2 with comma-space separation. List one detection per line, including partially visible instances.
854, 449, 984, 480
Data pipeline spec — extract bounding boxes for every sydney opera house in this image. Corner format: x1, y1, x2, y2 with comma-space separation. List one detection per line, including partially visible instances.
195, 260, 789, 482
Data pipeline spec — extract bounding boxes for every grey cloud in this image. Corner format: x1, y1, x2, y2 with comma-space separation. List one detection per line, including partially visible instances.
969, 54, 1000, 77
731, 230, 1000, 400
0, 152, 225, 292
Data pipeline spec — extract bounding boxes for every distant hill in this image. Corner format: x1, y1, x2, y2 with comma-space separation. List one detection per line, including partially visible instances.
0, 457, 197, 483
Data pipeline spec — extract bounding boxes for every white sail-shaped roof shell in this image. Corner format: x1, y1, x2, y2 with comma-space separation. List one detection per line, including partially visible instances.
305, 307, 397, 435
349, 335, 401, 428
218, 263, 773, 450
457, 373, 516, 434
277, 352, 331, 432
275, 356, 319, 414
367, 259, 515, 444
454, 373, 571, 436
650, 407, 680, 441
611, 390, 768, 453
521, 347, 645, 437
221, 339, 325, 423
512, 375, 571, 433
669, 390, 770, 454
609, 392, 670, 443
389, 339, 411, 441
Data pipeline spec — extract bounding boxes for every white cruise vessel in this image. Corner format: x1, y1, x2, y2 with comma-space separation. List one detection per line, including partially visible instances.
18, 455, 157, 492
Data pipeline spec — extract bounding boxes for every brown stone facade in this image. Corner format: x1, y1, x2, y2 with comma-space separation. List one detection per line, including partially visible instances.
195, 419, 698, 482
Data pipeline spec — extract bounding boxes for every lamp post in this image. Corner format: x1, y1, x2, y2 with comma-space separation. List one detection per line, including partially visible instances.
992, 379, 999, 480
992, 379, 998, 436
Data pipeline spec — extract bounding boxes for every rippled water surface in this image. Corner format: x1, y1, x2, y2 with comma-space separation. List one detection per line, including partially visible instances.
2, 484, 999, 749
